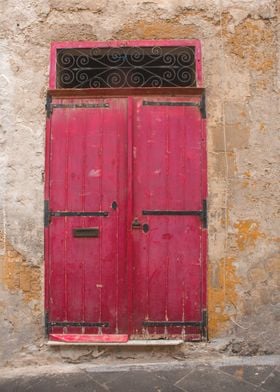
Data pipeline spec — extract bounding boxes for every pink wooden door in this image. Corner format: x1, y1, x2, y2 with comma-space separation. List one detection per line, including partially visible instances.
45, 98, 128, 336
131, 97, 206, 339
45, 94, 206, 341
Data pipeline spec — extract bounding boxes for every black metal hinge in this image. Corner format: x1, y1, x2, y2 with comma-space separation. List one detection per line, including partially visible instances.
45, 315, 110, 336
143, 101, 199, 107
45, 95, 52, 118
199, 91, 206, 119
143, 321, 201, 328
45, 96, 109, 118
143, 309, 208, 340
202, 199, 207, 228
142, 199, 207, 228
202, 309, 208, 340
44, 200, 50, 227
44, 201, 109, 227
51, 103, 109, 109
143, 93, 206, 119
45, 311, 49, 336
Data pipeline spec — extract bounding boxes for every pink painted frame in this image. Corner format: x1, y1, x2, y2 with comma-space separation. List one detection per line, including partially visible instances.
49, 40, 203, 89
46, 39, 208, 339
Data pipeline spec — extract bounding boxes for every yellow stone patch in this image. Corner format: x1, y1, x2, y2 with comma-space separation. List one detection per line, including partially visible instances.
0, 232, 41, 303
208, 257, 240, 337
234, 220, 265, 251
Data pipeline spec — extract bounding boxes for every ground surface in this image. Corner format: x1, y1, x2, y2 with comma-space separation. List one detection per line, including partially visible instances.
0, 355, 279, 391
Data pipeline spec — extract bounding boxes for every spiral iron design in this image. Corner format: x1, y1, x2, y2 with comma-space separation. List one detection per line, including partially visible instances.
56, 46, 196, 88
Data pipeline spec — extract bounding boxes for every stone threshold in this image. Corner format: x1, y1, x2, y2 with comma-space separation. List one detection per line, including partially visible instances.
47, 339, 184, 346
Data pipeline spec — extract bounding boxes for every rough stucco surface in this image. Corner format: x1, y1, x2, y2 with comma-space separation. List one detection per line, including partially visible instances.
0, 0, 279, 366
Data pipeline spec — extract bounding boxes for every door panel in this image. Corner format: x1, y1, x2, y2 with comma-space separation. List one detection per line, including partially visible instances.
132, 97, 203, 338
47, 98, 128, 334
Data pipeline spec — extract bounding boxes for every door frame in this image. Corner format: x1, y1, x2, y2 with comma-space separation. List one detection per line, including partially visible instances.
49, 39, 203, 90
45, 39, 207, 340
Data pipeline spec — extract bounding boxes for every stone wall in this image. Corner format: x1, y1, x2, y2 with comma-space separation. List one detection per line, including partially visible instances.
0, 0, 279, 366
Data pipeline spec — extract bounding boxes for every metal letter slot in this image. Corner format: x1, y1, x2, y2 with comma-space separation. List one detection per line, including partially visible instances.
73, 227, 99, 238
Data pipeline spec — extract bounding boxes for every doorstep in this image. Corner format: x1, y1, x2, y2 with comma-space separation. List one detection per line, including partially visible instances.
48, 334, 184, 346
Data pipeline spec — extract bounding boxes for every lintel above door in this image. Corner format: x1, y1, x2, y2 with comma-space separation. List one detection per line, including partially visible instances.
47, 87, 205, 98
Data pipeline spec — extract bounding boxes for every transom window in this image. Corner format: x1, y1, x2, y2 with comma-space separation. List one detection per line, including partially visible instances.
56, 46, 196, 89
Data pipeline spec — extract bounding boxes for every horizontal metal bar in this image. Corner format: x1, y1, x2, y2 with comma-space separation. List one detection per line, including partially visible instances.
143, 321, 202, 327
48, 321, 110, 328
142, 210, 202, 216
51, 211, 109, 217
143, 101, 199, 107
51, 103, 109, 109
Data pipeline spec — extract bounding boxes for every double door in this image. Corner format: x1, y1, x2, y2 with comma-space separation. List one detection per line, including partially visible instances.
45, 95, 207, 341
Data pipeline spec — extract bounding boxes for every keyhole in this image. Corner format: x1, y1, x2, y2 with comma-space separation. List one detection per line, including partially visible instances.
112, 201, 118, 210
142, 223, 149, 233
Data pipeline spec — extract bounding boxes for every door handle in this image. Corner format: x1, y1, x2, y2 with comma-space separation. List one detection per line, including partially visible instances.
131, 218, 149, 233
132, 218, 142, 229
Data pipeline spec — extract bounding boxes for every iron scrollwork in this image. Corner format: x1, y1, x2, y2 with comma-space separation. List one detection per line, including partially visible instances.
56, 46, 196, 88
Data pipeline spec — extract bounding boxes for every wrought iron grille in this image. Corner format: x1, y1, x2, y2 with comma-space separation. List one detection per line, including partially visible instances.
56, 46, 196, 88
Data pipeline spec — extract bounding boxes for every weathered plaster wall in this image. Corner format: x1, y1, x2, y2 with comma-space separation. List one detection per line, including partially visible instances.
0, 0, 279, 365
